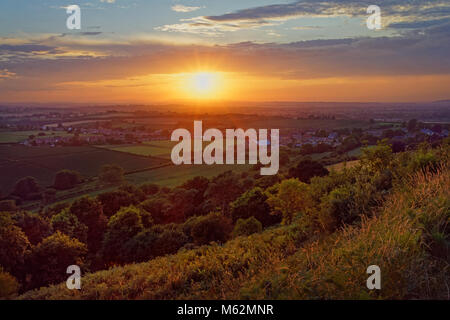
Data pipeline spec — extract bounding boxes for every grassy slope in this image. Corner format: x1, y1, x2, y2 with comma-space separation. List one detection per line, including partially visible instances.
20, 167, 449, 300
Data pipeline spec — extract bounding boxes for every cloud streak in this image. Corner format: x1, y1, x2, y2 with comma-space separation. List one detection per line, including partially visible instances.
158, 0, 450, 35
171, 5, 202, 13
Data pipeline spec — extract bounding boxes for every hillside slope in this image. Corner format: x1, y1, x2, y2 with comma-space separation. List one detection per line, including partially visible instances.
20, 167, 449, 300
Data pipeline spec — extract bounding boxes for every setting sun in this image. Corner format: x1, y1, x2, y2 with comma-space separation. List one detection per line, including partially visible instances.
193, 72, 216, 94
182, 71, 225, 99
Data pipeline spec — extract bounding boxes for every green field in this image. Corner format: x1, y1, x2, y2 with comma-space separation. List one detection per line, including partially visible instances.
100, 142, 175, 159
0, 145, 168, 194
102, 139, 241, 160
0, 131, 43, 143
0, 131, 76, 143
126, 163, 252, 187
243, 118, 369, 130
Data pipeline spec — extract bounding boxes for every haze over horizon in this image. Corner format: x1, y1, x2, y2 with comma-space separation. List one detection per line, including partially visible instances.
1, 0, 449, 104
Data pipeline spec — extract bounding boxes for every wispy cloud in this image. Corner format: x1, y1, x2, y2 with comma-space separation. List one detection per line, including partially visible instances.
0, 69, 17, 80
158, 0, 450, 35
171, 4, 202, 13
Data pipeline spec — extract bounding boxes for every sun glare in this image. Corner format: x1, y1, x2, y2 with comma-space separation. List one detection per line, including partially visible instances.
193, 72, 215, 93
183, 71, 224, 99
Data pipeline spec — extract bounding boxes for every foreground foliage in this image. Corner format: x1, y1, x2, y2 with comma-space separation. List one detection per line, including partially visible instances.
19, 163, 450, 299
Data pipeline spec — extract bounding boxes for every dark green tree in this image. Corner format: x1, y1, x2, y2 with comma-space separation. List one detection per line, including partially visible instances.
289, 159, 329, 183
99, 164, 125, 184
70, 196, 107, 252
26, 232, 87, 289
11, 176, 41, 200
13, 211, 52, 245
190, 212, 232, 245
53, 170, 83, 190
0, 212, 30, 275
230, 187, 281, 227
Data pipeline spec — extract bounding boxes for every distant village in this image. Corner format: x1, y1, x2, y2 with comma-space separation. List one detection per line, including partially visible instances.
12, 118, 449, 153
20, 125, 170, 147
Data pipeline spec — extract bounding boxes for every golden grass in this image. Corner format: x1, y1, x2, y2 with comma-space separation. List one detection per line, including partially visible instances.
20, 166, 449, 300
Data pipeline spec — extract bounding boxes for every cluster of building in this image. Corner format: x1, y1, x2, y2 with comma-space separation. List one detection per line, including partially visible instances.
21, 126, 169, 147
292, 131, 340, 147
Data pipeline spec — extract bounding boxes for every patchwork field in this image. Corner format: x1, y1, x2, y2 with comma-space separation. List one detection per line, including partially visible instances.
126, 163, 252, 187
0, 131, 44, 143
100, 142, 175, 159
0, 145, 168, 194
101, 139, 245, 160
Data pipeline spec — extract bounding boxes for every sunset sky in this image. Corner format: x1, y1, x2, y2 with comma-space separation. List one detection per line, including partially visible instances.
0, 0, 449, 103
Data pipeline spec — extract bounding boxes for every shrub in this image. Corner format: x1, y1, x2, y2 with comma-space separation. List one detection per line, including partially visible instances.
266, 179, 312, 225
70, 196, 107, 252
0, 212, 30, 275
317, 186, 354, 232
231, 187, 281, 227
51, 209, 88, 244
0, 267, 19, 298
97, 190, 139, 218
101, 206, 144, 263
122, 229, 158, 263
152, 228, 189, 257
11, 176, 40, 199
233, 217, 263, 238
99, 164, 125, 184
289, 159, 329, 183
190, 212, 232, 245
54, 170, 83, 190
13, 211, 52, 245
42, 202, 70, 219
139, 197, 171, 225
26, 231, 87, 290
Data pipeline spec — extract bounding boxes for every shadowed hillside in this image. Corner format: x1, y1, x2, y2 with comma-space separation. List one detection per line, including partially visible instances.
18, 161, 450, 300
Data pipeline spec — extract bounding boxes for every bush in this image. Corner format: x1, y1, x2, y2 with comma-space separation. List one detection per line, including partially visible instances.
289, 159, 329, 183
190, 212, 232, 245
122, 229, 158, 263
0, 267, 19, 298
13, 211, 52, 245
231, 187, 281, 228
101, 206, 144, 263
317, 186, 354, 232
0, 212, 30, 275
54, 170, 83, 190
43, 202, 70, 219
51, 209, 88, 244
139, 197, 171, 225
26, 232, 87, 290
266, 179, 312, 225
152, 228, 189, 257
233, 217, 263, 238
99, 164, 125, 184
97, 190, 139, 218
70, 196, 107, 252
11, 176, 40, 199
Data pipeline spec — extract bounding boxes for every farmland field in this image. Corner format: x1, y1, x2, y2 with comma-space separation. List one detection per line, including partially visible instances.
102, 139, 245, 160
126, 163, 252, 187
241, 118, 369, 130
326, 160, 360, 171
0, 131, 75, 143
0, 145, 168, 194
99, 142, 175, 159
0, 131, 44, 143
